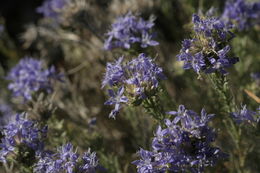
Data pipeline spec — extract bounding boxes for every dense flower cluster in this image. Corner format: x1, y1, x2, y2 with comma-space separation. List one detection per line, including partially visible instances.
221, 0, 260, 30
0, 113, 47, 163
104, 12, 158, 50
37, 0, 68, 20
102, 53, 165, 118
7, 57, 61, 101
177, 14, 239, 75
35, 143, 98, 173
133, 105, 226, 173
231, 105, 260, 125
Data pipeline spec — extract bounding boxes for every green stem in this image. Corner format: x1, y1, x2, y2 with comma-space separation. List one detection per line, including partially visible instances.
207, 73, 235, 113
3, 162, 12, 173
208, 73, 245, 173
142, 95, 165, 124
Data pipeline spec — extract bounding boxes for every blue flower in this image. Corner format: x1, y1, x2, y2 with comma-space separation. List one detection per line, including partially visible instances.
177, 14, 239, 75
80, 149, 98, 173
133, 105, 226, 173
231, 105, 260, 124
35, 143, 78, 173
104, 87, 128, 119
37, 0, 68, 21
102, 53, 165, 118
0, 113, 47, 163
221, 0, 260, 30
126, 53, 166, 91
35, 143, 98, 173
132, 148, 164, 173
7, 57, 62, 102
102, 56, 125, 88
104, 12, 158, 50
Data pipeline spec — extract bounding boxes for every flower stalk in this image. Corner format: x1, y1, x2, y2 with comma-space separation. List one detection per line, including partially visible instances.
142, 94, 165, 123
208, 73, 246, 173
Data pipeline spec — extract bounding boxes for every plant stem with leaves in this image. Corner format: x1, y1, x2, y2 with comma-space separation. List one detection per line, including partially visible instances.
208, 73, 246, 173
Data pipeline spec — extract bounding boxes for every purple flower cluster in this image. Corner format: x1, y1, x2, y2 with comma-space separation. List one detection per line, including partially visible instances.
133, 105, 226, 173
37, 0, 68, 20
104, 12, 158, 50
0, 113, 47, 163
7, 57, 61, 101
102, 53, 165, 118
35, 143, 98, 173
177, 14, 239, 75
231, 105, 260, 125
221, 0, 260, 31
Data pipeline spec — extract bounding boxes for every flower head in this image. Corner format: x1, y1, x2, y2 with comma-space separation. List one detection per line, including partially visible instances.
80, 149, 99, 172
103, 54, 165, 118
132, 148, 163, 173
35, 143, 98, 173
177, 14, 239, 75
104, 87, 128, 119
221, 0, 260, 30
104, 12, 158, 50
133, 105, 226, 173
0, 113, 47, 163
231, 105, 260, 125
7, 57, 62, 101
102, 57, 125, 88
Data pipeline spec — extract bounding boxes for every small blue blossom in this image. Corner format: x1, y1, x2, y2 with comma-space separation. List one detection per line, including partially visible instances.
79, 149, 99, 172
132, 148, 163, 173
0, 113, 47, 163
104, 12, 158, 50
104, 87, 128, 119
102, 56, 125, 88
221, 0, 260, 30
7, 57, 62, 102
133, 105, 226, 173
35, 143, 79, 173
177, 14, 239, 75
126, 53, 166, 92
37, 0, 68, 20
35, 143, 98, 173
231, 105, 260, 124
103, 53, 165, 118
